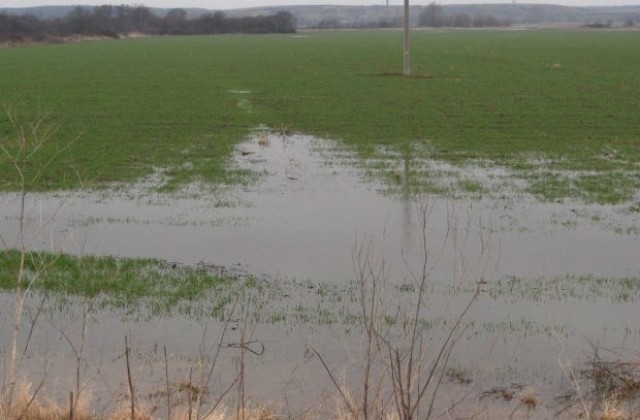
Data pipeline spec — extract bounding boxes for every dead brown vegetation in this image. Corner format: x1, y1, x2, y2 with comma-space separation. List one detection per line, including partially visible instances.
554, 346, 640, 419
0, 381, 92, 420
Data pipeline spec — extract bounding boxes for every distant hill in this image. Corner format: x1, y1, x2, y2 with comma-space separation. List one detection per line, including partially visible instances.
443, 4, 640, 25
0, 5, 73, 19
226, 4, 640, 27
0, 6, 210, 19
1, 4, 639, 27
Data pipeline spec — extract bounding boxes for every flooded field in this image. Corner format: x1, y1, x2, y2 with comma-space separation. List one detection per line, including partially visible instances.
1, 130, 639, 417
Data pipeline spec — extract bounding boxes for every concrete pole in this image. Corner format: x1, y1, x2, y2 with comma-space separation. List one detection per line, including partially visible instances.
403, 0, 411, 76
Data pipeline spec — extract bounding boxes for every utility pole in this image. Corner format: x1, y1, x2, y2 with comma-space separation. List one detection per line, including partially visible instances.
403, 0, 411, 76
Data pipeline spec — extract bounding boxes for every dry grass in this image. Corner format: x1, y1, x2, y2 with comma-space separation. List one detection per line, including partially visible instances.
519, 387, 539, 410
582, 349, 640, 420
598, 405, 628, 420
1, 389, 279, 420
3, 382, 640, 420
108, 405, 153, 420
169, 403, 279, 420
583, 354, 640, 403
1, 381, 92, 420
554, 347, 640, 419
257, 133, 271, 148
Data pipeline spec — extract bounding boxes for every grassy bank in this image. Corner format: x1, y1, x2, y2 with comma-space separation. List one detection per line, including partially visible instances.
1, 30, 638, 201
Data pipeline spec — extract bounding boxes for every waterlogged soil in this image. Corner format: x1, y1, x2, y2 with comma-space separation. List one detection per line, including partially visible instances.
1, 131, 639, 416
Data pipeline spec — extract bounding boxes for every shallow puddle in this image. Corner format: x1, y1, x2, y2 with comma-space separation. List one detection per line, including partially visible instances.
1, 131, 639, 415
1, 132, 638, 281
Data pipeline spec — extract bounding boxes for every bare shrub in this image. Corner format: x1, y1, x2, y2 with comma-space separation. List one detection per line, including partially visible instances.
0, 106, 59, 416
313, 198, 494, 419
583, 349, 640, 403
0, 106, 83, 420
557, 344, 640, 419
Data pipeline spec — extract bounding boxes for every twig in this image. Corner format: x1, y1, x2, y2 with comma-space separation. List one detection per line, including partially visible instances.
311, 346, 358, 419
164, 345, 171, 420
21, 296, 46, 358
417, 286, 480, 420
227, 340, 265, 356
70, 391, 74, 420
15, 376, 47, 420
124, 334, 135, 420
201, 300, 241, 419
188, 368, 193, 420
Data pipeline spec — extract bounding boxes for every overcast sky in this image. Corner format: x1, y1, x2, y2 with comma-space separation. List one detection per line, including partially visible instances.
3, 0, 639, 9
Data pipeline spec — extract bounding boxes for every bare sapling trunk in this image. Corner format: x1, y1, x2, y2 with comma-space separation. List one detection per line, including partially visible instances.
1, 107, 50, 415
124, 333, 137, 420
200, 300, 242, 419
52, 296, 92, 419
230, 294, 263, 420
0, 106, 70, 416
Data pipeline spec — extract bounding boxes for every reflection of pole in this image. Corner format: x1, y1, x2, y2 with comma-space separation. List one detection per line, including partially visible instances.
403, 0, 411, 76
401, 149, 413, 252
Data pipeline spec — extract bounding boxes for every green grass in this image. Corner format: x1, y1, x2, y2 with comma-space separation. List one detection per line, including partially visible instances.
1, 30, 638, 201
0, 249, 637, 330
0, 250, 236, 315
486, 274, 640, 303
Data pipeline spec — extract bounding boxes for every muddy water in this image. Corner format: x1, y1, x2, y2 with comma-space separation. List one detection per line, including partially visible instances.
1, 134, 638, 281
1, 132, 639, 415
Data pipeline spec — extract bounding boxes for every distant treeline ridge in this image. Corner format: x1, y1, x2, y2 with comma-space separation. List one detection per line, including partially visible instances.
0, 5, 296, 42
418, 2, 511, 28
311, 2, 511, 29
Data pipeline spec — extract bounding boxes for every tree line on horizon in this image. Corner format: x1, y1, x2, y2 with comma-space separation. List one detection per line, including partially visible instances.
418, 2, 511, 28
0, 5, 296, 42
310, 2, 511, 30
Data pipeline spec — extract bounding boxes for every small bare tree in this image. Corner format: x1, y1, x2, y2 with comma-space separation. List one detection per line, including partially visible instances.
314, 197, 493, 419
0, 106, 71, 417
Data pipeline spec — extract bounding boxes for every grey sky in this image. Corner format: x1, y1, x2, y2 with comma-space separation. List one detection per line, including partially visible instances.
3, 0, 640, 9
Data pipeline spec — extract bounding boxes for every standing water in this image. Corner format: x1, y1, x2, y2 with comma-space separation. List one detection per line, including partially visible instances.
1, 131, 638, 416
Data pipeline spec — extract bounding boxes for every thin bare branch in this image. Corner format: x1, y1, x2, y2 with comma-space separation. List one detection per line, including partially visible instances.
124, 334, 136, 420
311, 346, 358, 419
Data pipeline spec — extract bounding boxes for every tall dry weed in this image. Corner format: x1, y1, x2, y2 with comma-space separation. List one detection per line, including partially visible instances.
0, 380, 92, 420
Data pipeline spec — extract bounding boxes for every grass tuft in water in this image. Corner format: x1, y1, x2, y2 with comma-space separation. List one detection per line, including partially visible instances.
0, 250, 236, 316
